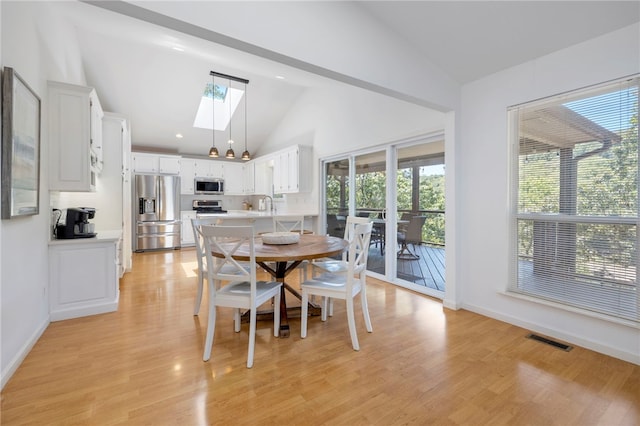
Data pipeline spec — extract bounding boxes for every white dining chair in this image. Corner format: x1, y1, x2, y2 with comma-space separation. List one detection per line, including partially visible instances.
271, 215, 308, 281
198, 224, 282, 368
191, 217, 254, 316
300, 221, 373, 351
311, 215, 370, 278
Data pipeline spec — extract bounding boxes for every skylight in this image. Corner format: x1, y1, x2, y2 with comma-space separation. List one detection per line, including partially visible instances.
193, 82, 244, 130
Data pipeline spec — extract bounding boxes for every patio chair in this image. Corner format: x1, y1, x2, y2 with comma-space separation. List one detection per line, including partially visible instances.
326, 214, 344, 237
301, 221, 374, 350
198, 224, 282, 368
397, 215, 427, 260
370, 212, 386, 255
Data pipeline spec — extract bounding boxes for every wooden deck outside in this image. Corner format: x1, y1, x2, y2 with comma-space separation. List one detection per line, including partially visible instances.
367, 243, 446, 291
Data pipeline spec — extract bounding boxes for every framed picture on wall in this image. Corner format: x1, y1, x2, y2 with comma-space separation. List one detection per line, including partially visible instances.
1, 67, 41, 219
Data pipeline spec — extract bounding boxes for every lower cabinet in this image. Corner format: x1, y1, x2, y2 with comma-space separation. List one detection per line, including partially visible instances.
49, 234, 120, 321
181, 211, 197, 246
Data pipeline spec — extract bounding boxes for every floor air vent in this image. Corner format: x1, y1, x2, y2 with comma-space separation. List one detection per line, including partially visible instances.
526, 333, 573, 351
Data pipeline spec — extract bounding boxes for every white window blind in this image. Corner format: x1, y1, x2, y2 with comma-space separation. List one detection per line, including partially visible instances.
510, 76, 639, 323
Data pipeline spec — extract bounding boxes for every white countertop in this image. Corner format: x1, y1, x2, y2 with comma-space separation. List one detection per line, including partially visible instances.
196, 210, 318, 218
49, 230, 122, 246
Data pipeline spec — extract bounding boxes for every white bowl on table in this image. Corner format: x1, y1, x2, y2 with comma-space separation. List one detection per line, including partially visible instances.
261, 232, 300, 245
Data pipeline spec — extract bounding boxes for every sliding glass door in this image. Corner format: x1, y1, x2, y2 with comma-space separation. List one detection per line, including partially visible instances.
396, 142, 445, 294
354, 151, 387, 275
320, 135, 445, 298
324, 159, 349, 237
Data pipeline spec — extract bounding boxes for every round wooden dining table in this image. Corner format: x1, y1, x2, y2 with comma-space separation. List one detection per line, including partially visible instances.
211, 233, 349, 337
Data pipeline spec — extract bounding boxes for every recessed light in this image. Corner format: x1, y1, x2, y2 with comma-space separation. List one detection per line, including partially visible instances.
172, 46, 184, 52
275, 75, 285, 80
176, 133, 183, 139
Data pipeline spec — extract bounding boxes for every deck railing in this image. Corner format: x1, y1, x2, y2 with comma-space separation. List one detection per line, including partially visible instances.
326, 208, 446, 246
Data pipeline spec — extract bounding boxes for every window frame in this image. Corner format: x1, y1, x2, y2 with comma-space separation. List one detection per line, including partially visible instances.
508, 75, 639, 325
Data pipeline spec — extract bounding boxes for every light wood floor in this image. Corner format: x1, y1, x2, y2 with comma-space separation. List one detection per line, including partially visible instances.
2, 249, 638, 425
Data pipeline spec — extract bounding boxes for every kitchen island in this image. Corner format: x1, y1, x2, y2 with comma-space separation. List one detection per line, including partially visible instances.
180, 210, 318, 246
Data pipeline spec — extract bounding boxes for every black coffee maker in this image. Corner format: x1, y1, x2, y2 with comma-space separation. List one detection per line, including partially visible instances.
55, 207, 97, 239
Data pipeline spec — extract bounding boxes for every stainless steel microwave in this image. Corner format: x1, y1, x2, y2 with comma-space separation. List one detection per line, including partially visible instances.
194, 178, 224, 194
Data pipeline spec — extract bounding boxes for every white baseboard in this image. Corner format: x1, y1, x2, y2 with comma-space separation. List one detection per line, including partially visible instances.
462, 302, 640, 365
442, 298, 461, 310
1, 317, 49, 390
50, 301, 118, 322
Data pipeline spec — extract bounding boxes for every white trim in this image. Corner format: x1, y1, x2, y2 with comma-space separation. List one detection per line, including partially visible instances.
443, 298, 461, 310
1, 317, 49, 390
516, 213, 637, 225
462, 300, 640, 365
507, 74, 639, 110
49, 301, 118, 322
501, 290, 640, 329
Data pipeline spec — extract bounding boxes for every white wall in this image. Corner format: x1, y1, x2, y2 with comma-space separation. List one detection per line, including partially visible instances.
0, 2, 87, 388
259, 81, 446, 215
458, 23, 640, 364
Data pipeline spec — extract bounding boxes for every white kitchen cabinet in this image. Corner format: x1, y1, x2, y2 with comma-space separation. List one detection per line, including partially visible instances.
90, 96, 104, 173
159, 156, 181, 174
48, 234, 120, 321
273, 145, 312, 194
181, 211, 197, 246
224, 162, 244, 195
48, 81, 104, 191
180, 158, 197, 194
102, 113, 132, 277
194, 159, 224, 178
253, 158, 271, 195
132, 152, 181, 175
243, 161, 255, 194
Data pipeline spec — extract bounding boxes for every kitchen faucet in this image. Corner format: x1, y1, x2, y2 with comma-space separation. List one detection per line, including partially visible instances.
262, 195, 275, 214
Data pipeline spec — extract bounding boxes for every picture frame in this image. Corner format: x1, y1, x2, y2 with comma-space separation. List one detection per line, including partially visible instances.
1, 67, 41, 219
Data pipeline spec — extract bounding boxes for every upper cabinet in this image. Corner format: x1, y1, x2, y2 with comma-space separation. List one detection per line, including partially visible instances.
194, 159, 224, 178
273, 145, 312, 194
48, 81, 104, 191
180, 158, 197, 194
243, 161, 255, 195
224, 162, 244, 195
132, 152, 181, 175
253, 158, 270, 195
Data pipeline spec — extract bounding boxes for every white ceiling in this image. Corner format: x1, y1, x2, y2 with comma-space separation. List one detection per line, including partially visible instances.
60, 1, 639, 157
359, 1, 640, 84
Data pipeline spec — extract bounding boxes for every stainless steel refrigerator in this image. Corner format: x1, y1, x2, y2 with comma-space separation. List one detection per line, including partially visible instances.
134, 174, 181, 251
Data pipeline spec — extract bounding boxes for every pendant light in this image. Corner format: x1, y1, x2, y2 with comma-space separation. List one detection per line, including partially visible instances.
208, 73, 219, 157
225, 77, 235, 159
209, 71, 249, 160
241, 80, 250, 161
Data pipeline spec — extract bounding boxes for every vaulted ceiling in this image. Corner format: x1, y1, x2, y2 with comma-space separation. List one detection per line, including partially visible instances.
60, 1, 639, 157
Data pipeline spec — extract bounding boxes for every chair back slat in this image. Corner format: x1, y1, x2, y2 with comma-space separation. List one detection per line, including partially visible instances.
191, 217, 219, 265
198, 225, 256, 293
273, 215, 305, 234
347, 222, 373, 280
341, 216, 371, 261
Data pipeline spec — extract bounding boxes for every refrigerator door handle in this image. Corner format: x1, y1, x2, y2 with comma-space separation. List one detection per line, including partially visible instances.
157, 181, 162, 218
137, 220, 182, 226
